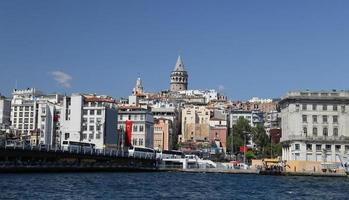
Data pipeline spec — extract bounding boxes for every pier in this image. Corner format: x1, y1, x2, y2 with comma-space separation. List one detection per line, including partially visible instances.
0, 146, 158, 173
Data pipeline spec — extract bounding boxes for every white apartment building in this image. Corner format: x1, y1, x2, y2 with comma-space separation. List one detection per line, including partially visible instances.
60, 94, 118, 149
280, 91, 349, 162
36, 94, 62, 147
10, 88, 43, 141
0, 95, 11, 128
229, 110, 264, 129
178, 89, 219, 103
117, 107, 154, 148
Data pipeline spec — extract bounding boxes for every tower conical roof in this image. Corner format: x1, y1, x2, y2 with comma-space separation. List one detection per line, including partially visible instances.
173, 55, 185, 71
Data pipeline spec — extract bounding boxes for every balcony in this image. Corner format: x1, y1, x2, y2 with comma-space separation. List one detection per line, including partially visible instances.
281, 135, 349, 143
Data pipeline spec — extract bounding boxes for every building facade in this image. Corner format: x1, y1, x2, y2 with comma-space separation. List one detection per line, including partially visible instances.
118, 107, 154, 148
10, 88, 43, 142
0, 94, 11, 128
280, 91, 349, 162
60, 94, 118, 149
35, 94, 62, 147
153, 118, 173, 150
180, 105, 210, 143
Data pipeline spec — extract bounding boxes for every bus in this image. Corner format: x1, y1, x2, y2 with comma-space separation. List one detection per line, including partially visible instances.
128, 147, 156, 159
62, 141, 95, 153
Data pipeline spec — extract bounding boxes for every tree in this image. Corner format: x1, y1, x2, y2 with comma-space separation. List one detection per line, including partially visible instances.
245, 150, 256, 161
227, 117, 252, 154
251, 124, 270, 157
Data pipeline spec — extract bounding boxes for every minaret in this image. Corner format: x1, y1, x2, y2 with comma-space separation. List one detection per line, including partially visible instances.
132, 77, 144, 96
170, 55, 188, 92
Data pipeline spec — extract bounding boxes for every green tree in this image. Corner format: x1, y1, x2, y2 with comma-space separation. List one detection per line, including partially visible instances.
245, 150, 256, 161
227, 117, 252, 154
251, 124, 270, 157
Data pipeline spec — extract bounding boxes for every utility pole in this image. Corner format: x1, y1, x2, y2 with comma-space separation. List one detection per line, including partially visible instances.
243, 132, 247, 164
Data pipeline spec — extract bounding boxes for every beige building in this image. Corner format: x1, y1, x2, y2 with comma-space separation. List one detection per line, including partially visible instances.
153, 118, 173, 150
180, 106, 210, 143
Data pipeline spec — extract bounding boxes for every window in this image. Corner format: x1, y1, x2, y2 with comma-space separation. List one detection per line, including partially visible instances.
83, 118, 87, 123
312, 104, 317, 111
133, 125, 138, 132
325, 145, 331, 151
140, 115, 144, 120
89, 118, 95, 123
96, 125, 101, 131
97, 118, 102, 124
89, 134, 93, 139
303, 127, 307, 135
323, 105, 327, 111
134, 115, 138, 120
24, 112, 29, 117
302, 104, 307, 110
139, 138, 144, 146
25, 106, 29, 111
306, 144, 312, 151
139, 125, 144, 132
65, 133, 70, 140
345, 145, 349, 152
97, 110, 102, 115
42, 107, 46, 114
333, 105, 338, 111
96, 133, 101, 139
316, 144, 322, 151
89, 125, 94, 131
119, 115, 123, 120
83, 110, 88, 115
19, 112, 23, 117
313, 127, 318, 136
323, 115, 327, 123
341, 105, 346, 112
335, 145, 341, 152
19, 107, 23, 111
333, 127, 338, 137
295, 144, 300, 150
312, 115, 317, 123
302, 115, 307, 123
30, 112, 33, 117
333, 115, 338, 123
133, 138, 137, 145
83, 126, 87, 131
83, 134, 87, 139
41, 117, 45, 122
323, 127, 328, 137
90, 110, 95, 115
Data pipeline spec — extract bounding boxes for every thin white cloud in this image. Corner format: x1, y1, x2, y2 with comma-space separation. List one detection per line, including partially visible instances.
50, 70, 72, 88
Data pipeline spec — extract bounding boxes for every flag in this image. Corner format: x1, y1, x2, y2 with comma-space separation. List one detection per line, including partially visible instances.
240, 146, 248, 153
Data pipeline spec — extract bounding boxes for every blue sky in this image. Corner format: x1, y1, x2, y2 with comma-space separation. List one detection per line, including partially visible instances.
1, 1, 349, 100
